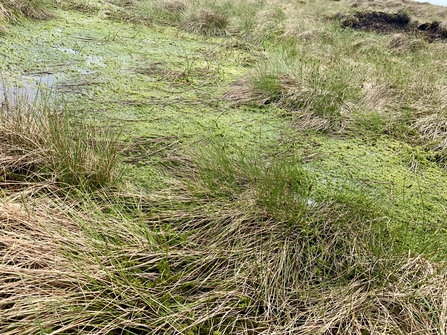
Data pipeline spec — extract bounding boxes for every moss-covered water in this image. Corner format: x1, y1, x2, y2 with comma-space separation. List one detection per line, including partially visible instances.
0, 9, 280, 188
301, 134, 447, 257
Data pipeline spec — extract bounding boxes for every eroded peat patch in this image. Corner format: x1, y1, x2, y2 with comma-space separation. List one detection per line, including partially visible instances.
341, 10, 447, 40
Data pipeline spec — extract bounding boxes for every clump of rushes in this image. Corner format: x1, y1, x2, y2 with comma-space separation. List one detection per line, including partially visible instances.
225, 53, 360, 131
0, 0, 53, 22
0, 188, 447, 335
1, 142, 446, 334
157, 0, 187, 24
0, 97, 123, 191
0, 0, 53, 33
181, 8, 229, 36
184, 139, 311, 225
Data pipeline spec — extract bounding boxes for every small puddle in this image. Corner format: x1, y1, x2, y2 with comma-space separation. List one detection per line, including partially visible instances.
85, 55, 104, 67
55, 46, 79, 54
0, 73, 58, 106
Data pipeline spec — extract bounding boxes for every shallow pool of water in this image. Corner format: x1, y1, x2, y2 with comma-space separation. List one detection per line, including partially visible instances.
0, 73, 58, 106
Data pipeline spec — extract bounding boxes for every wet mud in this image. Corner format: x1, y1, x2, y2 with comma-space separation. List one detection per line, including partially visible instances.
341, 11, 447, 41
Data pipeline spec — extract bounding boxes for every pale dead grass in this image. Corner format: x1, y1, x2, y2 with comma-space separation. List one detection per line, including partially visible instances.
388, 33, 426, 53
0, 100, 49, 178
410, 80, 447, 152
223, 75, 268, 105
292, 112, 332, 131
0, 2, 17, 33
0, 97, 123, 190
161, 0, 187, 12
0, 0, 53, 23
181, 8, 229, 36
415, 111, 447, 152
360, 78, 395, 112
224, 71, 353, 131
253, 6, 287, 41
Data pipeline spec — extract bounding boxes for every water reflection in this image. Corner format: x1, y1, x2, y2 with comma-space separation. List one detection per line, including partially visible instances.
0, 73, 58, 106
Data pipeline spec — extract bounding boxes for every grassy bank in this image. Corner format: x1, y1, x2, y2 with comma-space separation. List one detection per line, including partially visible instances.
1, 0, 447, 334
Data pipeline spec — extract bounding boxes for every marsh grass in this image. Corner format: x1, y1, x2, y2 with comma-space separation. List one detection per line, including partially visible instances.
1, 151, 446, 334
0, 0, 53, 34
182, 139, 310, 223
224, 53, 360, 131
0, 97, 123, 191
181, 8, 229, 36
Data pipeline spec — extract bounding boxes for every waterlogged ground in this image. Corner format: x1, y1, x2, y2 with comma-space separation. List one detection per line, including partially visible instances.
306, 135, 447, 256
2, 8, 447, 257
0, 9, 279, 187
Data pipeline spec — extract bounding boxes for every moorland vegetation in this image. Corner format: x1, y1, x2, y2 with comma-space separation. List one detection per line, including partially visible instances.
1, 0, 447, 334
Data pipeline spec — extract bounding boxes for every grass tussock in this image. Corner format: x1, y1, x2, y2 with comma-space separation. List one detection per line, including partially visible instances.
182, 140, 311, 224
0, 0, 53, 26
181, 8, 229, 36
0, 98, 123, 191
225, 56, 360, 131
0, 0, 53, 33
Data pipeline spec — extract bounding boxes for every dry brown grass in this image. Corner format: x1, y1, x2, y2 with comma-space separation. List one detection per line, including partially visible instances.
0, 97, 123, 190
223, 75, 269, 105
0, 0, 53, 34
388, 32, 426, 53
360, 78, 395, 112
0, 0, 53, 21
0, 99, 49, 181
224, 74, 307, 108
161, 0, 187, 13
181, 8, 229, 36
415, 112, 447, 152
410, 81, 447, 155
223, 70, 353, 131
